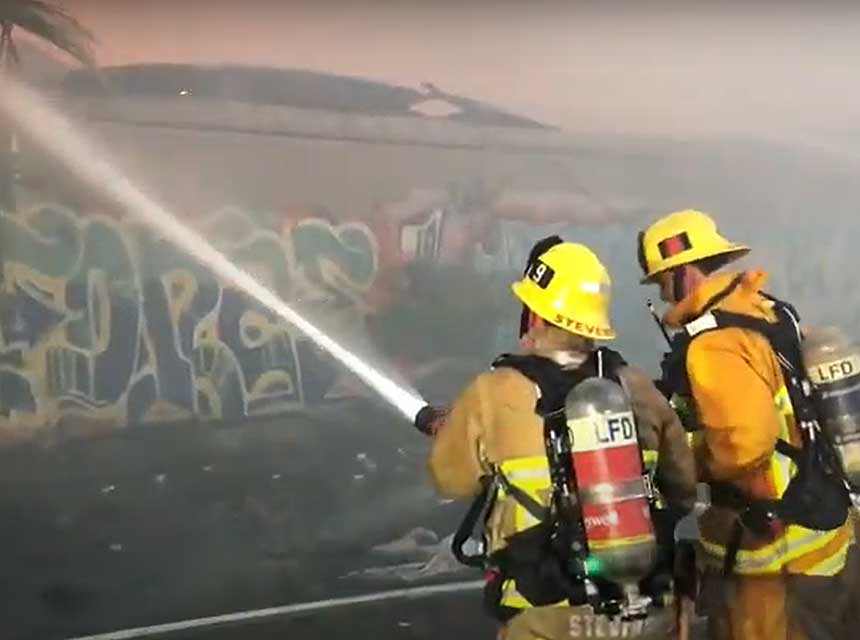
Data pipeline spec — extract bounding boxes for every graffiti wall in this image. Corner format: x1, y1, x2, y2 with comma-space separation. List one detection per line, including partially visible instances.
2, 180, 623, 436
0, 202, 388, 433
9, 96, 857, 441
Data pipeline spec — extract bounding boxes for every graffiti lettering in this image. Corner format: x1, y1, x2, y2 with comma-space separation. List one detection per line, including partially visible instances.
0, 183, 615, 437
0, 205, 379, 431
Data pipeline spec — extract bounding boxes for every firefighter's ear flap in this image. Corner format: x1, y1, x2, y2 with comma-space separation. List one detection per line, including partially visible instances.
636, 230, 648, 276
519, 305, 530, 339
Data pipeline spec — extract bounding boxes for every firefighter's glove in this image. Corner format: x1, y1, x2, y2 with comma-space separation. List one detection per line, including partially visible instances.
413, 405, 449, 436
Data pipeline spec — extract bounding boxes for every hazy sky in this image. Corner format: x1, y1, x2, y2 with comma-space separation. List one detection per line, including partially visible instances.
33, 1, 860, 149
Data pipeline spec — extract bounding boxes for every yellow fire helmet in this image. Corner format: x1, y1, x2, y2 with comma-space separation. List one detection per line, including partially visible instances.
512, 242, 615, 340
638, 209, 749, 283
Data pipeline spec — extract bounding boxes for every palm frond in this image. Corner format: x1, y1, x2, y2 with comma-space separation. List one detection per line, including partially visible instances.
0, 0, 95, 67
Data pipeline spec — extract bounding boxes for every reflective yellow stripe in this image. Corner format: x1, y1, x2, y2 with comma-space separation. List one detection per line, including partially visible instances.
499, 456, 551, 531
499, 579, 567, 610
774, 385, 793, 418
771, 450, 793, 495
499, 579, 532, 609
772, 386, 797, 489
642, 450, 658, 467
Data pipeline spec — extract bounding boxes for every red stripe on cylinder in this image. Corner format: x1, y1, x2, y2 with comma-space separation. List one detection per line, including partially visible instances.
571, 446, 643, 485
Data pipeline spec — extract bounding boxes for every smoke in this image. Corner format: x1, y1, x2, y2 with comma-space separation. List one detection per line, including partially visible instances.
62, 1, 860, 147
0, 76, 426, 422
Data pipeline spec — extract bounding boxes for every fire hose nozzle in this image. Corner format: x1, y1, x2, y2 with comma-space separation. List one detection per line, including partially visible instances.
414, 405, 449, 436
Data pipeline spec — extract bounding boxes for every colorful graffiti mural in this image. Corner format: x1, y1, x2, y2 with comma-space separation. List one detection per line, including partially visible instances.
0, 203, 381, 433
0, 181, 640, 438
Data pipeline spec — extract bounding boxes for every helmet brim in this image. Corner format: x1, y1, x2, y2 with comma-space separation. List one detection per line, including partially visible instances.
639, 245, 750, 284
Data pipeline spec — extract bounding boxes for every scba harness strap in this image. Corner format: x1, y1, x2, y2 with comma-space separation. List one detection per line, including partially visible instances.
452, 348, 673, 621
665, 280, 852, 574
454, 349, 614, 618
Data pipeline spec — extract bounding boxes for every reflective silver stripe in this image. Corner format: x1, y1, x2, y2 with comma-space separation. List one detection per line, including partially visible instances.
580, 478, 649, 505
771, 449, 794, 495
503, 467, 551, 482
685, 312, 718, 337
771, 385, 796, 494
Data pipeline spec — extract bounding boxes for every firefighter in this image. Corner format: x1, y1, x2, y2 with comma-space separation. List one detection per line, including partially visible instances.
637, 208, 858, 640
416, 238, 697, 639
